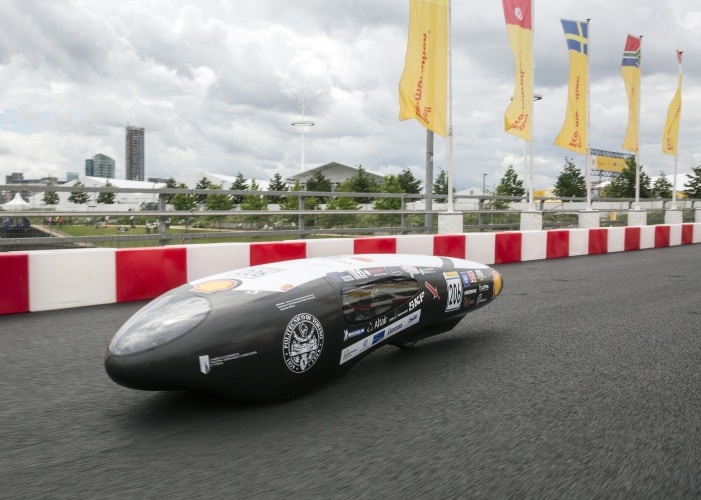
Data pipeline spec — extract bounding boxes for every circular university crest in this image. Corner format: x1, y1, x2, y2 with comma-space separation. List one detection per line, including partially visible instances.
282, 313, 324, 373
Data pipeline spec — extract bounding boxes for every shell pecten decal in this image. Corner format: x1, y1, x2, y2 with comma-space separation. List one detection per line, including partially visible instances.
191, 279, 241, 294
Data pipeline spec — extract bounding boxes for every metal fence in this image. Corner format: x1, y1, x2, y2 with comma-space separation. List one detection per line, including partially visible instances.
1, 184, 699, 251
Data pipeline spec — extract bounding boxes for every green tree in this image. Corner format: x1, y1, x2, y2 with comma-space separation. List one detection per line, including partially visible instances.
343, 165, 379, 204
397, 168, 422, 194
280, 180, 318, 211
267, 172, 288, 203
491, 165, 525, 210
604, 157, 652, 198
240, 179, 268, 210
319, 190, 359, 229
652, 172, 673, 199
68, 181, 90, 205
373, 174, 403, 227
42, 190, 59, 206
164, 177, 178, 203
205, 183, 234, 211
433, 168, 450, 203
97, 180, 116, 204
553, 157, 586, 198
230, 172, 249, 204
683, 165, 701, 199
170, 182, 197, 211
306, 171, 332, 202
195, 176, 214, 205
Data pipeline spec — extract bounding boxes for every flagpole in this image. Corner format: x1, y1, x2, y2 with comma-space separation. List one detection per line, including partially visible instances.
672, 51, 682, 210
634, 35, 643, 210
527, 0, 535, 211
446, 0, 454, 212
585, 19, 592, 209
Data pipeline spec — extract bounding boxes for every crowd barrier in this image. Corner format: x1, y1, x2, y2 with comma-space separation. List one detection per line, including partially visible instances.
2, 223, 699, 315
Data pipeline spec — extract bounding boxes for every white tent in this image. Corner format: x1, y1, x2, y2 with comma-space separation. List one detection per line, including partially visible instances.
2, 193, 30, 211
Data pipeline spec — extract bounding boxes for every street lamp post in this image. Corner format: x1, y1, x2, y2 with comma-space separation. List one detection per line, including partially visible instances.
291, 97, 314, 172
291, 119, 314, 172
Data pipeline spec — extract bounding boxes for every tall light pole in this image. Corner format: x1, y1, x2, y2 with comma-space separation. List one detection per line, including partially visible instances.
291, 97, 314, 172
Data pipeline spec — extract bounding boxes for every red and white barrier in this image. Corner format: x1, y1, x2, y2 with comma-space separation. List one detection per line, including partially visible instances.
1, 223, 699, 315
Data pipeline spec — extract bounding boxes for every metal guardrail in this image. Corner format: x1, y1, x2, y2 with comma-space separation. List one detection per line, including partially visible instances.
2, 184, 699, 251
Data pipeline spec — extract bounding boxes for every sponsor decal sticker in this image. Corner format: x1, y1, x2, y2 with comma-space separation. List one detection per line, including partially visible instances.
340, 310, 421, 365
282, 313, 324, 373
276, 294, 316, 311
408, 291, 425, 311
444, 272, 463, 312
344, 326, 366, 341
367, 315, 388, 333
233, 267, 283, 279
385, 266, 403, 276
372, 331, 386, 345
191, 279, 241, 294
467, 271, 477, 284
199, 351, 257, 374
424, 281, 440, 300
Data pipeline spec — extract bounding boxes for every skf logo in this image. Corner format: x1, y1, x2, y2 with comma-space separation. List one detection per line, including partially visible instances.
408, 291, 425, 311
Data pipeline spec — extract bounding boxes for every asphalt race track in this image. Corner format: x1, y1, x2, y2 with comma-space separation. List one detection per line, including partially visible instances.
2, 246, 700, 499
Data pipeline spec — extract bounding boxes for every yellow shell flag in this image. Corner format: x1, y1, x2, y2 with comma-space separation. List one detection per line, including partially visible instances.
398, 0, 448, 137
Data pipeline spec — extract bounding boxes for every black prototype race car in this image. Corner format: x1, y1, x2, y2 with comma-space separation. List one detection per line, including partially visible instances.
105, 254, 503, 401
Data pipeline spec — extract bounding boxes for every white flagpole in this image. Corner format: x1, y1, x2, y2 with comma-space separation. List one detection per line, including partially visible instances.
634, 35, 643, 210
585, 19, 592, 209
672, 50, 682, 210
527, 0, 535, 211
446, 0, 454, 212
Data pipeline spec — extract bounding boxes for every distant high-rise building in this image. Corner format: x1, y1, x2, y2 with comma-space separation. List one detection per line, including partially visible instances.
66, 172, 79, 182
85, 153, 115, 178
125, 125, 145, 181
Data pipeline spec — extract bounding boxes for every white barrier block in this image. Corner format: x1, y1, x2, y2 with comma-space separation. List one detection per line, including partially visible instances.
607, 227, 626, 253
29, 248, 116, 312
186, 243, 250, 281
639, 226, 656, 249
521, 230, 547, 261
396, 235, 435, 256
465, 233, 495, 265
669, 224, 682, 246
640, 226, 655, 250
568, 229, 589, 256
694, 223, 701, 244
305, 238, 354, 257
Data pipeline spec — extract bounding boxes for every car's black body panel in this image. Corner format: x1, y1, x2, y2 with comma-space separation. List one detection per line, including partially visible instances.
105, 254, 502, 401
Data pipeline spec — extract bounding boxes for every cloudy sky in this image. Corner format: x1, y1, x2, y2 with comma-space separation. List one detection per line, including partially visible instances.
1, 0, 700, 192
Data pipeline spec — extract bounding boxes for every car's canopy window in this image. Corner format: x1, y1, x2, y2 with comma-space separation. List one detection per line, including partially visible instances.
341, 277, 419, 323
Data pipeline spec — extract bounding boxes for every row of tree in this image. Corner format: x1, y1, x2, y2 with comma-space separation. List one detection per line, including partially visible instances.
41, 159, 701, 209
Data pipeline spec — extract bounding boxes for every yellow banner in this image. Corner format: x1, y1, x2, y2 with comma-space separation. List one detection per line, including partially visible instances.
621, 66, 640, 152
503, 1, 533, 140
398, 0, 448, 137
554, 20, 588, 155
662, 73, 682, 155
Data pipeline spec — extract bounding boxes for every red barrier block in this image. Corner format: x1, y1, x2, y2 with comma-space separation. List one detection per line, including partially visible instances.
116, 247, 187, 303
654, 225, 671, 248
353, 237, 397, 254
433, 234, 465, 258
681, 224, 694, 245
588, 228, 608, 255
624, 226, 641, 251
250, 241, 306, 266
0, 253, 29, 315
495, 233, 522, 264
546, 230, 570, 259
